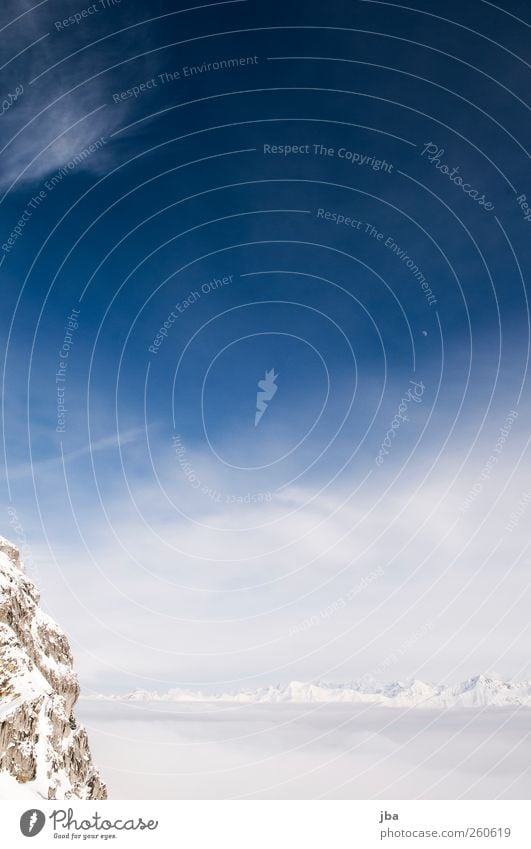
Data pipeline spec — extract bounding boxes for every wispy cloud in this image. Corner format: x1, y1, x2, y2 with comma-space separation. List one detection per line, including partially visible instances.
21, 423, 531, 693
2, 427, 143, 481
0, 0, 134, 191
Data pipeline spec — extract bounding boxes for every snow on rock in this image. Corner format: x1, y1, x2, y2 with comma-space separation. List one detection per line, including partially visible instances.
0, 536, 106, 799
91, 675, 531, 709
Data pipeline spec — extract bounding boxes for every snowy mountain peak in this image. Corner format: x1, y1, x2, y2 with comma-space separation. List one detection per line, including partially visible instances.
92, 676, 531, 709
0, 536, 106, 799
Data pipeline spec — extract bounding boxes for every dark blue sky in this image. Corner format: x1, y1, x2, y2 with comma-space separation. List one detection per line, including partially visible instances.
1, 0, 530, 690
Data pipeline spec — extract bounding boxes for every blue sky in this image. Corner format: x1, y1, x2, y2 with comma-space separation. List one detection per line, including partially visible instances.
1, 0, 530, 693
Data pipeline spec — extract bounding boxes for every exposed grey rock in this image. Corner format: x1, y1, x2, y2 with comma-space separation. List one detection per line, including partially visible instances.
0, 536, 106, 799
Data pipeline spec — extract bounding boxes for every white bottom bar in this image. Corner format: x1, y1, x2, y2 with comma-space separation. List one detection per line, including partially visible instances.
0, 800, 528, 847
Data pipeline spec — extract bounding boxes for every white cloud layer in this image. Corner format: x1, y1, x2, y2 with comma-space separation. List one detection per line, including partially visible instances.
77, 700, 531, 799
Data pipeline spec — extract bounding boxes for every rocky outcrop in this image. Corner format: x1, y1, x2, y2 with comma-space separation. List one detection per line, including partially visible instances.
0, 536, 106, 799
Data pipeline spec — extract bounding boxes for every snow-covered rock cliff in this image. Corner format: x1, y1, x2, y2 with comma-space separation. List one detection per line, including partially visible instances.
0, 536, 106, 799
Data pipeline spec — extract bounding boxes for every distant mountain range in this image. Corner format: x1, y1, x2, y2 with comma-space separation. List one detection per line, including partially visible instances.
90, 675, 531, 709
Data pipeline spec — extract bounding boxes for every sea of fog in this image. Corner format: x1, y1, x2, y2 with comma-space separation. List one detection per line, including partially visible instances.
77, 700, 530, 799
